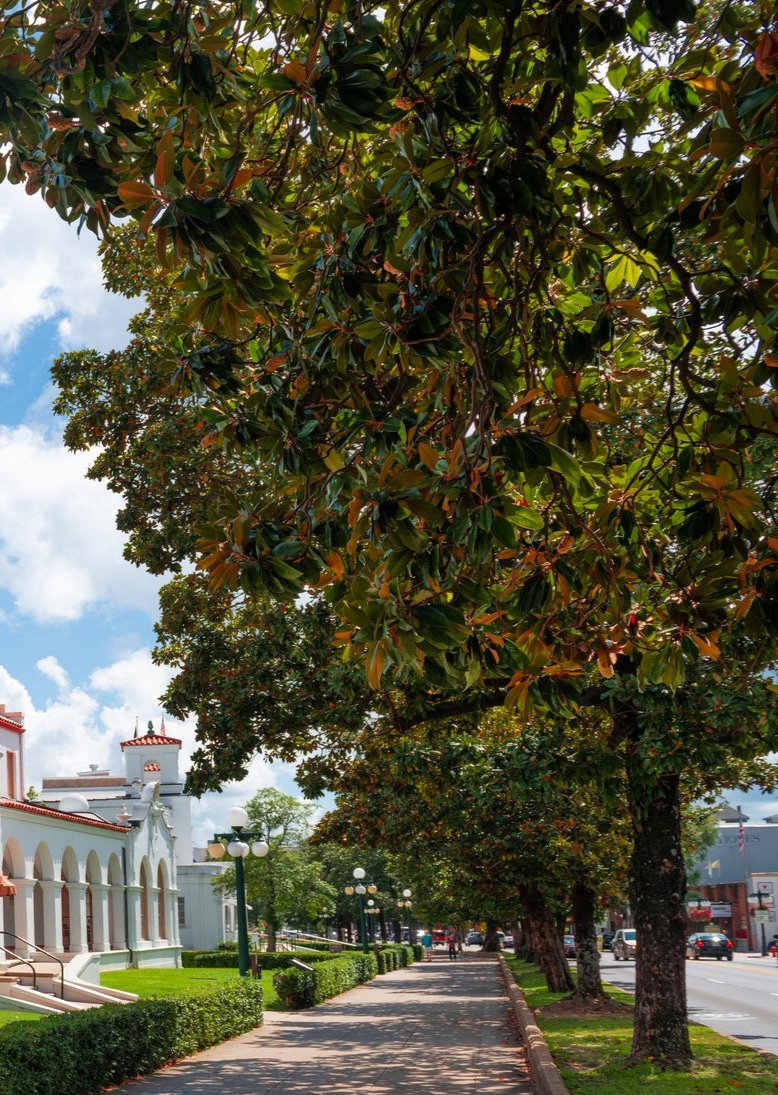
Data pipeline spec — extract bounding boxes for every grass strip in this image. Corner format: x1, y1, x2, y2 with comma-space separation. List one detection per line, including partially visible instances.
101, 966, 281, 1008
505, 957, 778, 1095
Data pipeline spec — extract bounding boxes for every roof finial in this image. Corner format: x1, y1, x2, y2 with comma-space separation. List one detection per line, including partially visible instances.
133, 717, 139, 739
147, 719, 154, 736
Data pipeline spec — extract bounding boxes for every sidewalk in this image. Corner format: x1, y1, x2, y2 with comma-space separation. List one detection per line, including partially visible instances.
112, 955, 536, 1095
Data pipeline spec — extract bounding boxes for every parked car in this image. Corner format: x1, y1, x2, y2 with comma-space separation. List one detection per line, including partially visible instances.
467, 931, 484, 946
686, 932, 733, 961
563, 935, 576, 958
769, 935, 778, 958
612, 928, 637, 960
600, 930, 614, 950
431, 929, 447, 946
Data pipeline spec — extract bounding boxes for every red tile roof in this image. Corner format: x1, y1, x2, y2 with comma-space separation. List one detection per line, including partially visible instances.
0, 798, 129, 832
120, 734, 182, 748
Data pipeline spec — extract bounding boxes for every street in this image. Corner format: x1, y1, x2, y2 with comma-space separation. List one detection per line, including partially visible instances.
599, 950, 778, 1056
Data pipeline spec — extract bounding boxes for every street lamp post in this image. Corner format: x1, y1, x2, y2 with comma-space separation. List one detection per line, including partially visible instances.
208, 806, 269, 976
344, 867, 377, 954
398, 888, 413, 945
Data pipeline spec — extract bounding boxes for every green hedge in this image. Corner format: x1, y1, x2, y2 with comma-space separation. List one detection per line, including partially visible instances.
187, 950, 341, 970
273, 953, 378, 1009
0, 979, 262, 1095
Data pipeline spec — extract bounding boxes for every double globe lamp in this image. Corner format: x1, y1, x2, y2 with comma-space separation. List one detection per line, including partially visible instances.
208, 806, 269, 976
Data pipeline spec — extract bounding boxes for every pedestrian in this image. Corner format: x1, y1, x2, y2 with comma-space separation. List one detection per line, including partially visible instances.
447, 930, 457, 961
421, 929, 433, 961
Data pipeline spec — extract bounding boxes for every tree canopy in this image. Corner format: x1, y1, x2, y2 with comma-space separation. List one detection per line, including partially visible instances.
8, 0, 778, 1069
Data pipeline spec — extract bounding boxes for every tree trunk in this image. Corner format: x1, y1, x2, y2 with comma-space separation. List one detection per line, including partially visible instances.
520, 884, 575, 993
570, 881, 605, 1000
621, 701, 692, 1068
483, 918, 502, 951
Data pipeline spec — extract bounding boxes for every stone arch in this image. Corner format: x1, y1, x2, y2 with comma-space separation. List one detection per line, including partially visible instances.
32, 843, 54, 949
85, 851, 104, 951
60, 846, 80, 951
1, 839, 24, 952
156, 860, 169, 941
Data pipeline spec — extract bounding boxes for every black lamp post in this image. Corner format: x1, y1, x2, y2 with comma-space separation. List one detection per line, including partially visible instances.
344, 867, 377, 954
208, 806, 269, 976
749, 888, 771, 956
398, 888, 413, 944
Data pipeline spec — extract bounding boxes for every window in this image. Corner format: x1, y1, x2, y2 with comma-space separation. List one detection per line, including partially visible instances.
177, 896, 186, 928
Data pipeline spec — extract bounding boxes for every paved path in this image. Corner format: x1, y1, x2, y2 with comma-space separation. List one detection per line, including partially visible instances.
113, 955, 535, 1095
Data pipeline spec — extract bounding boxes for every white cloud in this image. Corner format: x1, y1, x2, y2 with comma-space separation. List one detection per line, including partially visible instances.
0, 183, 136, 357
36, 655, 70, 693
0, 424, 160, 622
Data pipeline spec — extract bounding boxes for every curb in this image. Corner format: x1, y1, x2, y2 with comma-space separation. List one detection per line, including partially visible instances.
498, 956, 570, 1095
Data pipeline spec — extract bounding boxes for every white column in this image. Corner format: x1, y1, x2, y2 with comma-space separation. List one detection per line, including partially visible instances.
65, 882, 89, 954
9, 879, 36, 958
125, 884, 143, 949
168, 889, 181, 949
149, 886, 161, 944
38, 880, 64, 954
90, 884, 111, 952
110, 884, 127, 950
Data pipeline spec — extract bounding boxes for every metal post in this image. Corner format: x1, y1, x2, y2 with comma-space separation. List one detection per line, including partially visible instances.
358, 891, 369, 954
234, 848, 250, 976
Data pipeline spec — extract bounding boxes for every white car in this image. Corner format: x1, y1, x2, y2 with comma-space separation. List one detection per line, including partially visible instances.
612, 928, 637, 960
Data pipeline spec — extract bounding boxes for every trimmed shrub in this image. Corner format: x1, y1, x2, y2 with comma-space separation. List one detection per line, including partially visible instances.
273, 952, 379, 1009
412, 943, 424, 962
0, 978, 262, 1095
187, 950, 337, 970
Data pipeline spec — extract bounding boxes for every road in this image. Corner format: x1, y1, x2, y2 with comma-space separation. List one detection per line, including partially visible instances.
599, 950, 778, 1056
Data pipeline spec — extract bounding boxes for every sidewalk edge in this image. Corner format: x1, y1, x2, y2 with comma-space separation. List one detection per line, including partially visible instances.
498, 955, 570, 1095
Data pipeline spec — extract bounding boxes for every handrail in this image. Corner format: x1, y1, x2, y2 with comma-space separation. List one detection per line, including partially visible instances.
1, 931, 65, 998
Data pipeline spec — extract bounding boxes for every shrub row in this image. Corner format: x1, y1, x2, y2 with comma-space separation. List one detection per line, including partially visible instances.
273, 952, 378, 1009
272, 944, 416, 1009
0, 979, 263, 1095
185, 949, 341, 969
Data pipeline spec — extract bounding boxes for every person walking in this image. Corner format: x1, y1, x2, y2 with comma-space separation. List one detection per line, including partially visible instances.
447, 930, 457, 961
421, 929, 433, 961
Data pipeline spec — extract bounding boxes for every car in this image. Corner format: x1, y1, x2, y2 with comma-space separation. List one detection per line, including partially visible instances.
563, 935, 576, 958
686, 932, 733, 960
612, 928, 637, 960
467, 931, 484, 946
431, 929, 447, 946
600, 930, 614, 950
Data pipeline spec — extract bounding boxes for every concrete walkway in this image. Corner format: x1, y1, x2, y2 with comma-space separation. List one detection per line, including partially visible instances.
112, 955, 536, 1095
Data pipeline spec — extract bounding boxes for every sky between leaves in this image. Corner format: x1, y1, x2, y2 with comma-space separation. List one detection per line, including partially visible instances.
0, 181, 773, 839
0, 182, 306, 845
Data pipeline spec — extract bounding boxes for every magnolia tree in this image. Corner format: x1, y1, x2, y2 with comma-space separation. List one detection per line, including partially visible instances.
6, 0, 778, 1067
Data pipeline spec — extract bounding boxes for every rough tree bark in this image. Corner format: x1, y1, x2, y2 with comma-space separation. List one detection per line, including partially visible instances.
570, 880, 606, 1001
520, 884, 575, 993
620, 701, 692, 1068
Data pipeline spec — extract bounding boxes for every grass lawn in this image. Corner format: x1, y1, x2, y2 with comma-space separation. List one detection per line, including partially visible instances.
505, 958, 778, 1095
0, 1009, 46, 1027
101, 966, 281, 1009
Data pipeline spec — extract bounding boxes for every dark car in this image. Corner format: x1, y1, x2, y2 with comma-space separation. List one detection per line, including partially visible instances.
686, 932, 733, 961
601, 930, 614, 950
467, 931, 484, 946
563, 935, 576, 958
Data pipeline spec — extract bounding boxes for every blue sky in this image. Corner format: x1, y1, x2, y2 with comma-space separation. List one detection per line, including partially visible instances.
0, 182, 775, 847
0, 183, 301, 845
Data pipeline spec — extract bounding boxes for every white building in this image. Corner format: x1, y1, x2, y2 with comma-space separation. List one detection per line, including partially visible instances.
0, 705, 235, 968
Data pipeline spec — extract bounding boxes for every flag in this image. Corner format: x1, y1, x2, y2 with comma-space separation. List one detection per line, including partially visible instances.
738, 820, 745, 855
707, 859, 720, 876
